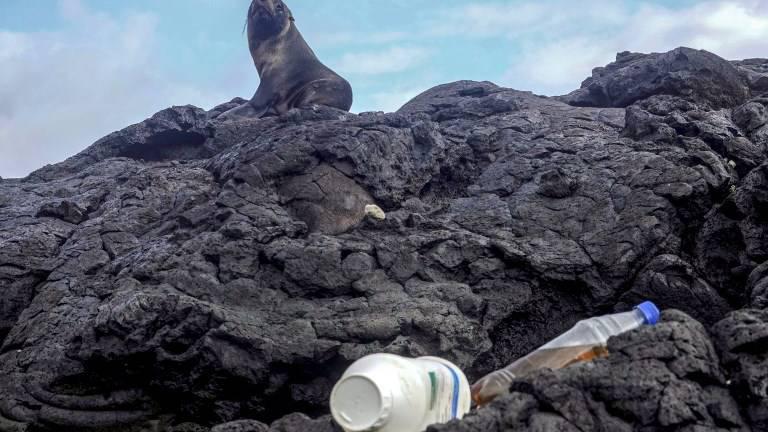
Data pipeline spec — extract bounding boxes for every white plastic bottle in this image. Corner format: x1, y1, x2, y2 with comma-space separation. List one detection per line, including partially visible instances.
471, 301, 660, 406
330, 354, 471, 432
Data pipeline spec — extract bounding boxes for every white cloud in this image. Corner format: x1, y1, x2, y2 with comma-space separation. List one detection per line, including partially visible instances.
340, 1, 768, 101
503, 38, 616, 91
336, 46, 429, 75
0, 33, 29, 60
429, 1, 628, 38
0, 0, 229, 178
435, 0, 768, 96
355, 87, 426, 113
621, 1, 768, 59
310, 31, 410, 47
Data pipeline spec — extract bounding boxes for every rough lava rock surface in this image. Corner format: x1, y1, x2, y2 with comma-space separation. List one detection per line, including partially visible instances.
558, 47, 751, 109
1, 47, 767, 431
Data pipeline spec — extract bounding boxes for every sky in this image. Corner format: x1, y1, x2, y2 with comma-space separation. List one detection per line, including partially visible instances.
1, 0, 767, 178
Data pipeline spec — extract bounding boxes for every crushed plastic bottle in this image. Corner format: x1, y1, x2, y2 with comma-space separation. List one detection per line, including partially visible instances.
330, 353, 471, 432
471, 301, 660, 406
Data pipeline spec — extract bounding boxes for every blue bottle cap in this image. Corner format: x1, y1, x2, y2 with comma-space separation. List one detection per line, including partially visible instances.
634, 301, 660, 325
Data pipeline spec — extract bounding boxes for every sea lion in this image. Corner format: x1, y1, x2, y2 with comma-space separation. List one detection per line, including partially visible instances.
220, 0, 353, 120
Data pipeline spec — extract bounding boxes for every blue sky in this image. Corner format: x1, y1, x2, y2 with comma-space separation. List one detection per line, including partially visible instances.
1, 0, 767, 177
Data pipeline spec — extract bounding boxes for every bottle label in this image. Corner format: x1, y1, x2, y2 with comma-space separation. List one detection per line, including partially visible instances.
427, 364, 460, 421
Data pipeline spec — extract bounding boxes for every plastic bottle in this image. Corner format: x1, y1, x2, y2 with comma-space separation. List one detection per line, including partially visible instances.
471, 301, 660, 406
330, 353, 471, 432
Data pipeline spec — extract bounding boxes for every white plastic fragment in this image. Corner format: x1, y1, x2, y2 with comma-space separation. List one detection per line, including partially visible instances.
365, 204, 386, 220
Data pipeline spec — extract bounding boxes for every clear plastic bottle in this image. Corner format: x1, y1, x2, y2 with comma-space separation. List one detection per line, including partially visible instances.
471, 301, 660, 406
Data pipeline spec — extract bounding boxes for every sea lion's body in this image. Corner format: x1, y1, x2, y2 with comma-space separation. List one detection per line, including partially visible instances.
222, 0, 353, 119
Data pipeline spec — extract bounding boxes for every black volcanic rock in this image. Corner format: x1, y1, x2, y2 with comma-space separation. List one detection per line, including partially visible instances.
0, 47, 767, 431
733, 58, 768, 93
431, 310, 747, 432
713, 309, 768, 430
27, 105, 213, 182
35, 200, 88, 224
559, 47, 751, 109
211, 419, 268, 432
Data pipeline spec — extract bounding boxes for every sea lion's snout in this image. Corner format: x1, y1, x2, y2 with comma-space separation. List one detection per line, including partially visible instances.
248, 0, 266, 19
246, 0, 291, 40
249, 0, 285, 18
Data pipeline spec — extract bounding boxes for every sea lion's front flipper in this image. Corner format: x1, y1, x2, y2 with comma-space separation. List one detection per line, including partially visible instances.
216, 100, 270, 122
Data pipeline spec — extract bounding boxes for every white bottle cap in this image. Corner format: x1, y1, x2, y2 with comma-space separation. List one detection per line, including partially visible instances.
330, 374, 392, 431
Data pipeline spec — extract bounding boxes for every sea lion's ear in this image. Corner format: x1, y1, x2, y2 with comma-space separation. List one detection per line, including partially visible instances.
283, 3, 294, 22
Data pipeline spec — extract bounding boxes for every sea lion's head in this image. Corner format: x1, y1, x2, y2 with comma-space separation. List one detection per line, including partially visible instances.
247, 0, 294, 40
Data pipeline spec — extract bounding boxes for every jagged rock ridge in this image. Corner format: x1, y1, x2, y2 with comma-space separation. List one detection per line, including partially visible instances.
0, 47, 766, 431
